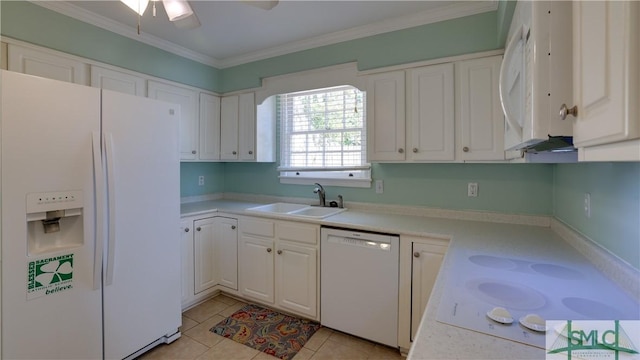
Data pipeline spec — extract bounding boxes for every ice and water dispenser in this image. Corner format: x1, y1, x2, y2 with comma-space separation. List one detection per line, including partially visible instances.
26, 191, 84, 255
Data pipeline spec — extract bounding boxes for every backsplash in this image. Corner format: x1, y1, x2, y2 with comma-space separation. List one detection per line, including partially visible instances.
554, 162, 640, 270
181, 162, 554, 215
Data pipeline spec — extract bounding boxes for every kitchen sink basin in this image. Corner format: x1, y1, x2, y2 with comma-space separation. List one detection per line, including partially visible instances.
288, 206, 346, 218
245, 203, 346, 219
246, 202, 309, 214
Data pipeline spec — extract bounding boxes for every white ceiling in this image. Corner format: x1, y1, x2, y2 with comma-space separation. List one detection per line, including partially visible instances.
39, 1, 497, 68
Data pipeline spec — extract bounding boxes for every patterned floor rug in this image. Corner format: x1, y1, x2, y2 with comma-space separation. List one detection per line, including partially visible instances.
210, 304, 321, 360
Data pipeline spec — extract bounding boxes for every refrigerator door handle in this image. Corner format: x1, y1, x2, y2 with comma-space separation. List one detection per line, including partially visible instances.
92, 132, 105, 290
104, 132, 117, 286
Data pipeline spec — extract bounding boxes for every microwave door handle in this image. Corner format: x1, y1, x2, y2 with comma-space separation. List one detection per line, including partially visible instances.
499, 25, 524, 139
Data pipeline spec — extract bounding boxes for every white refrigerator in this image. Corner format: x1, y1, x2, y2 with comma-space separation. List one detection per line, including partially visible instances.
0, 70, 182, 359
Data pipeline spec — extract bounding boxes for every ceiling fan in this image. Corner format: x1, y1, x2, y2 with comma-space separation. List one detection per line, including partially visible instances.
121, 0, 279, 31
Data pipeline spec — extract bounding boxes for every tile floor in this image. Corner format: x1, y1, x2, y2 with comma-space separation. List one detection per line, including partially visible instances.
139, 294, 405, 360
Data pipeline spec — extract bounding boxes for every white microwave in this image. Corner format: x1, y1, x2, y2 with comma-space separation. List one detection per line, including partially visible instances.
499, 1, 574, 152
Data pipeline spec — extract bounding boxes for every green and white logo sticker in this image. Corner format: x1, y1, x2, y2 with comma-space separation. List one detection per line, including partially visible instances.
546, 320, 640, 360
27, 254, 74, 300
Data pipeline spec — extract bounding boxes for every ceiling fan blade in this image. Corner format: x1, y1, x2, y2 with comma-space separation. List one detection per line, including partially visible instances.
172, 12, 201, 29
241, 0, 279, 11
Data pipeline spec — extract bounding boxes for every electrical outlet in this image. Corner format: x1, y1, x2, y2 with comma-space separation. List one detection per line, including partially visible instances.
198, 175, 205, 186
468, 183, 478, 197
375, 180, 384, 194
584, 193, 591, 218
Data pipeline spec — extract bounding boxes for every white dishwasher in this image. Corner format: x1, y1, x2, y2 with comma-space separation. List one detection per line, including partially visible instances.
320, 227, 399, 347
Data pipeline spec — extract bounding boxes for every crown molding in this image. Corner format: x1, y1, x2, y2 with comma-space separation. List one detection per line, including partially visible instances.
30, 0, 221, 67
216, 1, 498, 68
31, 0, 497, 70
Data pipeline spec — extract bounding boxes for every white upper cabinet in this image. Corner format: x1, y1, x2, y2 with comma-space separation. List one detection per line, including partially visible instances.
199, 93, 222, 161
238, 93, 257, 161
90, 66, 145, 96
148, 81, 199, 160
572, 1, 640, 160
367, 71, 406, 161
220, 95, 240, 160
407, 63, 455, 161
455, 56, 505, 161
8, 44, 88, 85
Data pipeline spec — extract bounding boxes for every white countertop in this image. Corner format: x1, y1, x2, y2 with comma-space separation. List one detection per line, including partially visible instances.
181, 199, 639, 360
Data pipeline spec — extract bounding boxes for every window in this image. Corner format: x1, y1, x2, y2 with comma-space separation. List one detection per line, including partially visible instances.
278, 85, 370, 187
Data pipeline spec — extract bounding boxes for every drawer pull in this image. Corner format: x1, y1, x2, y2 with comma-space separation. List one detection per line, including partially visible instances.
196, 227, 201, 231
277, 250, 283, 255
414, 252, 420, 258
267, 248, 272, 253
184, 227, 190, 233
231, 225, 236, 230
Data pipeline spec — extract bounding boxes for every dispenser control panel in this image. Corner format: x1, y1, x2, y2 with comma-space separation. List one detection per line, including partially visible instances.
26, 191, 84, 213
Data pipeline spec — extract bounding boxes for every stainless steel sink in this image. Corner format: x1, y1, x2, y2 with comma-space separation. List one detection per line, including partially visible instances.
245, 203, 345, 219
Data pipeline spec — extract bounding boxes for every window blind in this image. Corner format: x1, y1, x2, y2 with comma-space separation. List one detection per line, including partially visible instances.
278, 85, 367, 174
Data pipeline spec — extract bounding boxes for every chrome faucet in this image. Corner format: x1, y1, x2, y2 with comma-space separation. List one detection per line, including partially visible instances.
313, 183, 326, 207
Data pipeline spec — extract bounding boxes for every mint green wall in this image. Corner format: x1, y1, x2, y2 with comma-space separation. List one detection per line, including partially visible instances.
554, 163, 640, 270
496, 0, 517, 46
220, 11, 500, 92
0, 1, 221, 92
223, 162, 553, 215
180, 162, 225, 197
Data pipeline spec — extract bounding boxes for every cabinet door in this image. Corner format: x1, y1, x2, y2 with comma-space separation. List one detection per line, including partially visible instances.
456, 56, 505, 161
8, 44, 88, 85
367, 71, 406, 161
238, 234, 274, 303
408, 63, 455, 161
220, 95, 240, 160
193, 218, 217, 294
90, 66, 145, 96
275, 242, 317, 318
148, 81, 199, 160
572, 1, 640, 148
215, 217, 238, 290
238, 93, 257, 161
180, 220, 195, 307
199, 93, 221, 160
411, 242, 446, 341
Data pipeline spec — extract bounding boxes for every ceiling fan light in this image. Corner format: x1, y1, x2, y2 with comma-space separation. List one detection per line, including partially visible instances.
120, 0, 149, 16
162, 0, 194, 21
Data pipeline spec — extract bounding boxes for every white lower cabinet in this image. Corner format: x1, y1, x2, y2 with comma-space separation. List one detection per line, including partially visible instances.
238, 216, 319, 320
398, 235, 449, 353
194, 217, 238, 294
180, 214, 238, 310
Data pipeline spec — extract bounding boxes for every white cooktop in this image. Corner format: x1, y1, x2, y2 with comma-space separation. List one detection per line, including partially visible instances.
436, 249, 640, 348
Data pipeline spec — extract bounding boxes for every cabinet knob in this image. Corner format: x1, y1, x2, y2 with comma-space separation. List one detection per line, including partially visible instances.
192, 150, 197, 154
277, 250, 283, 255
267, 248, 272, 253
398, 148, 404, 154
414, 252, 420, 258
248, 150, 253, 155
196, 227, 201, 231
412, 148, 418, 153
232, 151, 237, 155
463, 146, 469, 152
184, 227, 190, 233
231, 225, 236, 230
559, 104, 578, 120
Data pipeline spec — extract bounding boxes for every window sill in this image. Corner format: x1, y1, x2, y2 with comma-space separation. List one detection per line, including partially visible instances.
279, 176, 371, 188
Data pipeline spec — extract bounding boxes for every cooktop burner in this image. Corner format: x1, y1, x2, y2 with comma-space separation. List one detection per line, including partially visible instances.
436, 250, 639, 348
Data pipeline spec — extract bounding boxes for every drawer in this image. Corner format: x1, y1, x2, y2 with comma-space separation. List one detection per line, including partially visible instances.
241, 217, 275, 237
278, 222, 318, 245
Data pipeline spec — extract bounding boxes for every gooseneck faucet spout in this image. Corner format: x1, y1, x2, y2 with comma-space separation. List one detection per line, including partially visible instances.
313, 183, 326, 207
